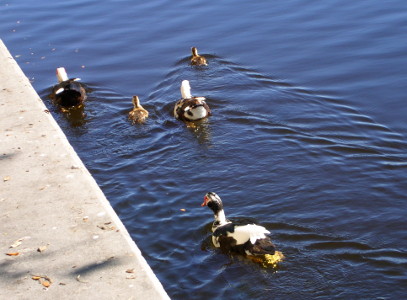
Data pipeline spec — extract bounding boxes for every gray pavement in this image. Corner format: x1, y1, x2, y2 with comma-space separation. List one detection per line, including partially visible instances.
0, 39, 170, 299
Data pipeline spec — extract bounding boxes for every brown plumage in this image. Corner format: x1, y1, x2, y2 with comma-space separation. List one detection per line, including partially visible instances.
174, 97, 211, 122
191, 47, 207, 66
53, 67, 87, 108
128, 96, 149, 124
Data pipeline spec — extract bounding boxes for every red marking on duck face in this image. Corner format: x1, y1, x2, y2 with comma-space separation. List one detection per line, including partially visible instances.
201, 195, 209, 207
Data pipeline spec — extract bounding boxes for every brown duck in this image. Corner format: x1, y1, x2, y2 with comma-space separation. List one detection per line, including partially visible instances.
190, 47, 207, 66
128, 96, 149, 124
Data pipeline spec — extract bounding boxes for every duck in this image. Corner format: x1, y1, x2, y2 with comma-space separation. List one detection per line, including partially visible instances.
52, 67, 87, 107
190, 47, 207, 66
128, 96, 149, 124
201, 192, 279, 258
173, 80, 211, 122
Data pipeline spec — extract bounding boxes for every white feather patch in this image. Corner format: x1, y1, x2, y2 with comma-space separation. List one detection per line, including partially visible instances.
55, 87, 64, 94
228, 224, 270, 245
184, 106, 207, 120
180, 80, 192, 99
56, 67, 69, 83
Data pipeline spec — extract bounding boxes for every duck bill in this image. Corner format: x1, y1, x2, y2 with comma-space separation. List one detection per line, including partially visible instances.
201, 196, 209, 207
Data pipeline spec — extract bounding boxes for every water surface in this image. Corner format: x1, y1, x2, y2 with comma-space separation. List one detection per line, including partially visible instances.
2, 1, 407, 299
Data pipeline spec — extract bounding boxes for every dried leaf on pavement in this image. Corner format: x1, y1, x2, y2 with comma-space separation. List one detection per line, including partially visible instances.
10, 240, 22, 248
76, 275, 88, 283
32, 275, 52, 288
41, 279, 51, 287
37, 245, 48, 252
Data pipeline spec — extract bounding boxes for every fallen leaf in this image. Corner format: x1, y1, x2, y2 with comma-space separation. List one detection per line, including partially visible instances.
9, 236, 30, 248
97, 224, 116, 231
125, 269, 135, 273
76, 275, 88, 283
6, 252, 19, 256
32, 275, 52, 287
10, 239, 22, 248
37, 245, 48, 252
41, 279, 51, 287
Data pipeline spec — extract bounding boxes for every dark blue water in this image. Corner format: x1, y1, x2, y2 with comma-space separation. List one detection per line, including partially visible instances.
2, 1, 407, 299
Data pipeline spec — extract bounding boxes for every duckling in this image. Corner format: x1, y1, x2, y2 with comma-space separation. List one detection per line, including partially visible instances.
173, 80, 211, 122
190, 47, 207, 66
52, 67, 87, 107
128, 96, 149, 124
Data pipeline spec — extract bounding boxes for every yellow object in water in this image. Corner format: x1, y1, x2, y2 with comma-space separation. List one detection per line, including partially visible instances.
248, 251, 285, 268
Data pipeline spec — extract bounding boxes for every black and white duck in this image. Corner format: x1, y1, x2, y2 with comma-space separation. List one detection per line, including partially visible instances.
128, 95, 149, 124
52, 67, 87, 107
202, 192, 284, 265
190, 47, 207, 66
173, 80, 211, 122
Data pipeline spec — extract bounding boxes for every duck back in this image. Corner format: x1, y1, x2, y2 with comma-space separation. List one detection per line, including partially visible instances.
53, 79, 87, 107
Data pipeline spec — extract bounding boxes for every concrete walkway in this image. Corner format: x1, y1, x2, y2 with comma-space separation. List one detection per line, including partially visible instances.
0, 39, 169, 299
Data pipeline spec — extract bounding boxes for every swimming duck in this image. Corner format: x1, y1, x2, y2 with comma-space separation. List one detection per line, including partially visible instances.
128, 95, 149, 124
53, 67, 87, 107
190, 47, 207, 66
201, 192, 277, 257
173, 80, 211, 122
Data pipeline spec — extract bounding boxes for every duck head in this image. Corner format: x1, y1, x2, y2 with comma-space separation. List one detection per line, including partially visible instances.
191, 47, 199, 57
132, 95, 142, 109
202, 192, 228, 226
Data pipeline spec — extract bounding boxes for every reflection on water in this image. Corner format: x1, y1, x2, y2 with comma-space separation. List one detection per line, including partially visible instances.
2, 0, 407, 299
60, 105, 87, 127
184, 119, 212, 145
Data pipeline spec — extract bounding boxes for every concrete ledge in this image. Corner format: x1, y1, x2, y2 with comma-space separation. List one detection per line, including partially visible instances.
0, 39, 169, 299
